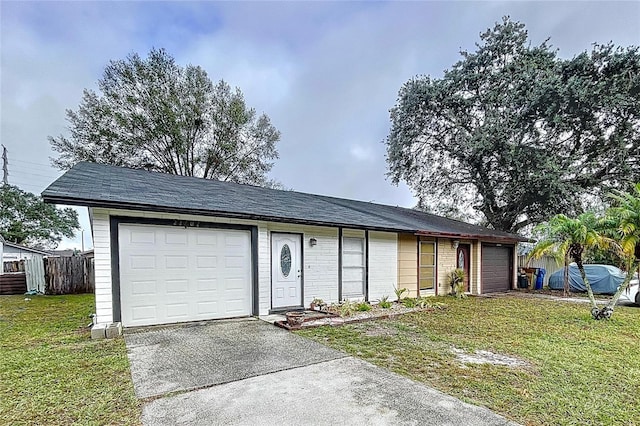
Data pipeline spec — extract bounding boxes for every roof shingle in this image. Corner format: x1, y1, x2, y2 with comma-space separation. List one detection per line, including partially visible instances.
42, 162, 525, 242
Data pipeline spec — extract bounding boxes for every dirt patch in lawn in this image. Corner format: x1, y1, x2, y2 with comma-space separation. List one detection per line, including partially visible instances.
452, 347, 529, 368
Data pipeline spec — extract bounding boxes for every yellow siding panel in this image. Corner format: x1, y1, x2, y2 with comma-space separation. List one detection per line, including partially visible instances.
397, 234, 418, 297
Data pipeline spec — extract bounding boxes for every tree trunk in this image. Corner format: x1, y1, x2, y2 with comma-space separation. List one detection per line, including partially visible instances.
603, 261, 640, 316
575, 262, 599, 314
563, 253, 570, 297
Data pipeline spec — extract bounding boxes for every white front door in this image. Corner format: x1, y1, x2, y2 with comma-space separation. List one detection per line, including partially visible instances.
271, 233, 302, 309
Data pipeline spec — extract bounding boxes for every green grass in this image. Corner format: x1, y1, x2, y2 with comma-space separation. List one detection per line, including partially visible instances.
0, 294, 141, 425
297, 296, 640, 425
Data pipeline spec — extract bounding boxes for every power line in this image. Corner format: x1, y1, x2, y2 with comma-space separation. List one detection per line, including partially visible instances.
2, 145, 8, 185
11, 158, 55, 168
10, 168, 62, 180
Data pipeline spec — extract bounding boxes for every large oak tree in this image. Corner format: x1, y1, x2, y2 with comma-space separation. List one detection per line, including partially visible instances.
50, 48, 281, 187
386, 18, 640, 233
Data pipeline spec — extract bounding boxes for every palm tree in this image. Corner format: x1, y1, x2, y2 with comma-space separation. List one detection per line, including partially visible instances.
530, 213, 606, 316
599, 184, 640, 318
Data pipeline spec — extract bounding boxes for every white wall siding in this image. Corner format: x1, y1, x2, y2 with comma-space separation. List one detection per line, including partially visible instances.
91, 209, 113, 324
257, 224, 270, 316
368, 231, 398, 302
300, 228, 339, 308
267, 224, 339, 309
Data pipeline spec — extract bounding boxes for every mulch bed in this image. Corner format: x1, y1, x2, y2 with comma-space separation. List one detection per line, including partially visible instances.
275, 304, 435, 330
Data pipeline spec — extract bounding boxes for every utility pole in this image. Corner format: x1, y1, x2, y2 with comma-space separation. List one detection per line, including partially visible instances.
81, 229, 85, 252
1, 145, 7, 185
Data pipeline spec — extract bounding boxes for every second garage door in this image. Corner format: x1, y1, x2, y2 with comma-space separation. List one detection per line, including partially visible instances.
481, 245, 513, 293
118, 224, 252, 327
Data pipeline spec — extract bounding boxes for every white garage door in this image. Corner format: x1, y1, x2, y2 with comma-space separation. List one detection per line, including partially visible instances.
118, 224, 252, 327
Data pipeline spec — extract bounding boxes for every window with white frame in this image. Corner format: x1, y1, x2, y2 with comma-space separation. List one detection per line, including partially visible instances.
419, 241, 436, 292
342, 237, 365, 298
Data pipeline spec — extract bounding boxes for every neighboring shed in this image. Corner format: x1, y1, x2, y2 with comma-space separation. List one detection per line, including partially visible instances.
1, 240, 50, 262
42, 162, 525, 328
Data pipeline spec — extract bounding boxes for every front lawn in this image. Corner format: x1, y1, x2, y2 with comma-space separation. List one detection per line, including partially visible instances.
0, 294, 140, 425
297, 296, 640, 425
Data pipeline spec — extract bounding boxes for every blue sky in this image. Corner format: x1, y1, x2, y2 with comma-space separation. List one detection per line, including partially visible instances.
1, 1, 639, 249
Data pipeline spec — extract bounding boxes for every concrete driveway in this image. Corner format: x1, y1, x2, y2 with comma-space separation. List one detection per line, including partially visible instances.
125, 319, 517, 425
124, 318, 344, 399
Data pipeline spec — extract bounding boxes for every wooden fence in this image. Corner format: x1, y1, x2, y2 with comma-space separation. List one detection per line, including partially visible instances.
45, 257, 95, 295
0, 273, 27, 295
2, 257, 94, 295
3, 260, 25, 273
517, 255, 563, 286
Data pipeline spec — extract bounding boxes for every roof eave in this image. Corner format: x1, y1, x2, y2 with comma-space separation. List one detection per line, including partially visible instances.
414, 230, 528, 243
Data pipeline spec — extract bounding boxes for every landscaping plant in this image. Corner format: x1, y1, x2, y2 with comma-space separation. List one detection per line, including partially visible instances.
356, 302, 372, 312
447, 269, 467, 299
378, 296, 392, 309
393, 287, 408, 302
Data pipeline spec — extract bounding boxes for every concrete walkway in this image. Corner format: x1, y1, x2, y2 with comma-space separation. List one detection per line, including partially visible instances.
125, 319, 518, 425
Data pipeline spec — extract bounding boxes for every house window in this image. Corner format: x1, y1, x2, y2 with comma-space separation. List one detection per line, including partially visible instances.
280, 244, 292, 277
419, 241, 436, 292
342, 237, 365, 298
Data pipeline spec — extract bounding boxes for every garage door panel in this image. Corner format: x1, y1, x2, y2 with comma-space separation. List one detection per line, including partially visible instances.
129, 229, 156, 244
225, 299, 249, 314
129, 255, 156, 270
132, 305, 157, 322
130, 280, 156, 296
197, 301, 219, 316
481, 245, 512, 293
119, 224, 251, 327
166, 303, 189, 319
164, 255, 188, 269
196, 256, 217, 269
195, 232, 218, 246
164, 231, 188, 245
197, 278, 218, 292
165, 279, 189, 294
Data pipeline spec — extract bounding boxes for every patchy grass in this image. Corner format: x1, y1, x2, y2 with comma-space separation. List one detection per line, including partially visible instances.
0, 294, 140, 425
297, 296, 640, 425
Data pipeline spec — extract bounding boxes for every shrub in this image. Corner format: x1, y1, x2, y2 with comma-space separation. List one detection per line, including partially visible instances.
447, 268, 467, 299
356, 302, 372, 312
402, 297, 418, 308
333, 300, 356, 317
394, 287, 408, 302
378, 296, 392, 309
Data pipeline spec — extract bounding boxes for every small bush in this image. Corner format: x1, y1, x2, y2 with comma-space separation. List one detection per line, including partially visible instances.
402, 297, 418, 308
356, 302, 372, 312
447, 268, 467, 299
378, 296, 392, 309
331, 300, 356, 317
394, 287, 408, 302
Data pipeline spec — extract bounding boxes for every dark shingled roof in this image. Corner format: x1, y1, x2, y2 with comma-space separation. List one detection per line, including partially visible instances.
42, 162, 525, 242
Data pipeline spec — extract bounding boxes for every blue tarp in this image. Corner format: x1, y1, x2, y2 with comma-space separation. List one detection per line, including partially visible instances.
548, 264, 626, 295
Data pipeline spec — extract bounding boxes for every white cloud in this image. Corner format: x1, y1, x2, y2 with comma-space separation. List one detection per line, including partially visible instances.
349, 144, 374, 162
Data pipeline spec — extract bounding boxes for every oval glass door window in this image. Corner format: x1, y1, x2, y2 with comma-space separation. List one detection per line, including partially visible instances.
281, 244, 292, 277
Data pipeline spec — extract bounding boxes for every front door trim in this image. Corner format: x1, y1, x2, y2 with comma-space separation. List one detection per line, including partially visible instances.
270, 232, 303, 311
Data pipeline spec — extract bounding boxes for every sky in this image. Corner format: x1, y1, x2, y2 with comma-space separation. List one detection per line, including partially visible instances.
1, 1, 639, 250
